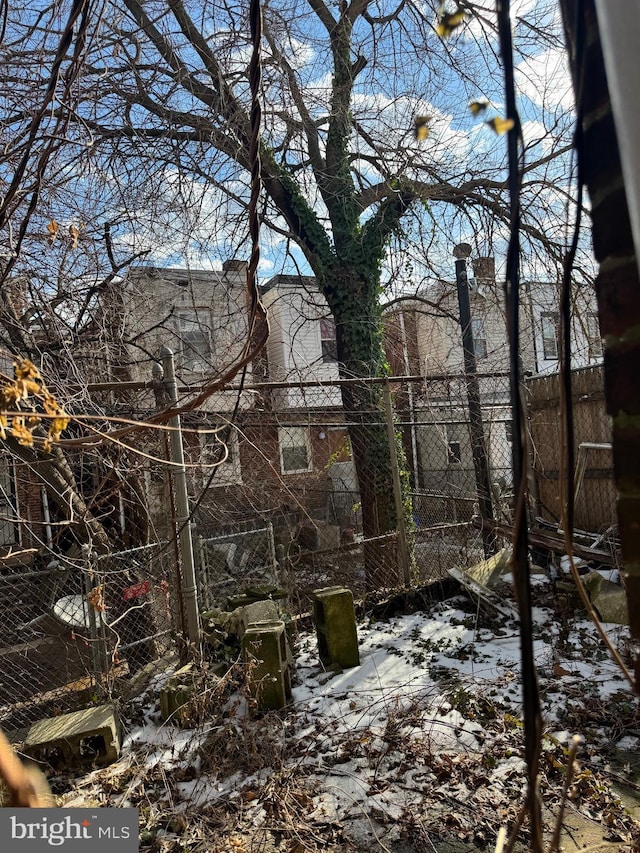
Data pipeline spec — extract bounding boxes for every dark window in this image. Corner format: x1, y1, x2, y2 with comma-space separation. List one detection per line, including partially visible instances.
447, 441, 461, 464
178, 313, 211, 371
320, 317, 338, 363
200, 429, 242, 485
587, 311, 603, 359
471, 318, 488, 359
279, 426, 311, 473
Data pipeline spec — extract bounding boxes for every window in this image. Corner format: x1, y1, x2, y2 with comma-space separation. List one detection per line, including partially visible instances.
177, 312, 211, 371
279, 426, 312, 474
471, 318, 488, 360
540, 312, 559, 360
320, 316, 338, 363
587, 311, 603, 359
447, 441, 462, 465
0, 460, 17, 546
200, 428, 242, 486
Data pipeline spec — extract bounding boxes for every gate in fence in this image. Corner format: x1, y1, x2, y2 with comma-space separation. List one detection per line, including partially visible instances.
197, 524, 278, 610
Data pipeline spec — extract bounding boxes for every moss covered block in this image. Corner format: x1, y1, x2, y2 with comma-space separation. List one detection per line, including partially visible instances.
159, 663, 199, 724
243, 620, 292, 711
312, 586, 360, 669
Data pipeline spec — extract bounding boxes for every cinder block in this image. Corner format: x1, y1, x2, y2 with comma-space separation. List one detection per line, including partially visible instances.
159, 663, 197, 724
312, 586, 359, 669
243, 620, 292, 710
24, 704, 120, 768
241, 600, 280, 633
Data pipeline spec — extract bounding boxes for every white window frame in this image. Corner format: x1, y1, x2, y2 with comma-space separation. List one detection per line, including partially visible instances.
177, 311, 212, 372
540, 311, 559, 360
200, 428, 242, 486
279, 426, 312, 474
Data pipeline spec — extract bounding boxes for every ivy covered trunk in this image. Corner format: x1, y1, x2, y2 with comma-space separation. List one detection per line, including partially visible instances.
320, 263, 406, 590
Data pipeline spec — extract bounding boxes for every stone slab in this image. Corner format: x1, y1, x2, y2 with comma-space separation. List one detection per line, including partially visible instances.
582, 571, 629, 624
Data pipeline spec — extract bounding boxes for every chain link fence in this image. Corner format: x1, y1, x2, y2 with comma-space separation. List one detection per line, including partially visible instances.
0, 367, 619, 730
0, 541, 182, 733
197, 525, 278, 610
0, 557, 88, 732
188, 374, 516, 602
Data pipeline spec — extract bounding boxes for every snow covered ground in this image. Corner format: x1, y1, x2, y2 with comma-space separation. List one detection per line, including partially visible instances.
62, 572, 640, 852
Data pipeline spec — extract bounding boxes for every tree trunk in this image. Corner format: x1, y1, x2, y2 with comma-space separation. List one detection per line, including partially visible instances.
320, 264, 409, 590
7, 440, 112, 555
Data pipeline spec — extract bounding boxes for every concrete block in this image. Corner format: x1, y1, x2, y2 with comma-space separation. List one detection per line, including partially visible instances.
226, 588, 288, 610
203, 600, 281, 640
243, 620, 292, 710
582, 572, 629, 624
159, 663, 197, 724
24, 704, 120, 768
241, 600, 280, 633
312, 586, 359, 669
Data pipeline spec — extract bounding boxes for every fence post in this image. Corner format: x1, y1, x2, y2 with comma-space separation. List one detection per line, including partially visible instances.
83, 546, 109, 686
453, 247, 496, 557
382, 379, 411, 587
159, 347, 201, 648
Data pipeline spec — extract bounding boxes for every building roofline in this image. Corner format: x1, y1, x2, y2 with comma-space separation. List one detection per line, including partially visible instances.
261, 273, 318, 294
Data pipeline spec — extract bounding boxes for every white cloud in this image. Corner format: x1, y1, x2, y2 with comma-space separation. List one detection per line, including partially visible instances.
511, 0, 539, 20
520, 119, 551, 150
515, 47, 574, 112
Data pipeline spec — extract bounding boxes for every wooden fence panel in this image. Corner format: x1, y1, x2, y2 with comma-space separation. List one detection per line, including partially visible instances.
526, 365, 617, 533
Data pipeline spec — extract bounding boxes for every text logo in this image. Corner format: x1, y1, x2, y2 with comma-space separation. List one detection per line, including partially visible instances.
1, 809, 138, 852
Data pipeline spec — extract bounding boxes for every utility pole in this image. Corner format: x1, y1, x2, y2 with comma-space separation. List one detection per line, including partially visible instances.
453, 244, 496, 557
158, 347, 201, 648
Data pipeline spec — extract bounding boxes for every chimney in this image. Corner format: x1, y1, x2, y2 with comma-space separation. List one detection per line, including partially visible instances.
472, 256, 496, 284
223, 259, 249, 272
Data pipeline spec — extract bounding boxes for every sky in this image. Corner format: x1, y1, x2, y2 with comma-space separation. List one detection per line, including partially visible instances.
0, 0, 587, 324
80, 0, 582, 288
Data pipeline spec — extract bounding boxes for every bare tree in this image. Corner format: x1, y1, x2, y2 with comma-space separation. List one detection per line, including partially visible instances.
0, 0, 578, 585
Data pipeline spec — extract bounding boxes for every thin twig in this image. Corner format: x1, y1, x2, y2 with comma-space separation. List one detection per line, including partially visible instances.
548, 734, 583, 852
